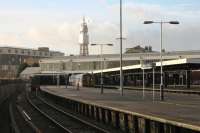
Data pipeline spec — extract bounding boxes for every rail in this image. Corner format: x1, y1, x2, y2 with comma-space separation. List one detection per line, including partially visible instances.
9, 103, 21, 133
28, 92, 112, 133
16, 105, 41, 133
26, 93, 73, 133
38, 95, 111, 133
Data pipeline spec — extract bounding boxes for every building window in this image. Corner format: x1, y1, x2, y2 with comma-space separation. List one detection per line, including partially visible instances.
10, 65, 17, 71
28, 51, 30, 55
21, 50, 24, 54
2, 65, 8, 70
8, 49, 11, 53
19, 57, 22, 64
15, 49, 18, 54
11, 57, 15, 63
45, 52, 48, 56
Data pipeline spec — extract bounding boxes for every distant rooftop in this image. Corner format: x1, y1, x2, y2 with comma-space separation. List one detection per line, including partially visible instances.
0, 46, 62, 53
125, 45, 155, 53
0, 46, 65, 57
20, 67, 41, 75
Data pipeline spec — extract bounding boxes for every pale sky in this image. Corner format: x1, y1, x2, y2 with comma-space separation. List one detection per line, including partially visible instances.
0, 0, 199, 55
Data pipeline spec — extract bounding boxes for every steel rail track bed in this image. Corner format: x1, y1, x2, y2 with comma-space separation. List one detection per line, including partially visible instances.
28, 93, 111, 133
17, 92, 67, 133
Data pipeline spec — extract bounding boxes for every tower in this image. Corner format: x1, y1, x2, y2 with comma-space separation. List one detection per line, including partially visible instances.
79, 17, 89, 56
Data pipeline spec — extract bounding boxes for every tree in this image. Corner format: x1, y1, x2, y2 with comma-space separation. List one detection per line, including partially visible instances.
32, 63, 39, 67
17, 63, 29, 77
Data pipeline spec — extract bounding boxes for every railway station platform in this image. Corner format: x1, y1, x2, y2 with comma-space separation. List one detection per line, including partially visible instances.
40, 86, 200, 133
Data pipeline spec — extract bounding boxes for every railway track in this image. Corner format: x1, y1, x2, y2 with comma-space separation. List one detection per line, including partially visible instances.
37, 95, 123, 133
10, 102, 34, 133
15, 92, 67, 133
0, 98, 11, 132
28, 93, 112, 133
0, 90, 34, 133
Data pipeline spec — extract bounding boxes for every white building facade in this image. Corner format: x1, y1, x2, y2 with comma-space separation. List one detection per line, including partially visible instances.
39, 50, 200, 73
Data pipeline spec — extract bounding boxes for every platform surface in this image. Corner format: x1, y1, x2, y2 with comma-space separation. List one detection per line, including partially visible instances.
41, 86, 200, 129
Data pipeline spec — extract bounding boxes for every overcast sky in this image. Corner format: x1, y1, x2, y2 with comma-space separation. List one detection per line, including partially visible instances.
0, 0, 199, 55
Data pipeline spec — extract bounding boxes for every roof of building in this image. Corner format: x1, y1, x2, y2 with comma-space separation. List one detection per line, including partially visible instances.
92, 58, 200, 74
20, 67, 41, 76
125, 45, 153, 53
0, 46, 63, 53
39, 50, 200, 63
156, 58, 200, 66
40, 70, 90, 75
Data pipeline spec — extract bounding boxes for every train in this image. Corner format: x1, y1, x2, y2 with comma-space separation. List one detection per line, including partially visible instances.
67, 70, 200, 88
191, 70, 200, 85
30, 73, 95, 89
69, 73, 95, 87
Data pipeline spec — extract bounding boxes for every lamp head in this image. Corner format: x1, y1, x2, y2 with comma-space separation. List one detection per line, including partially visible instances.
144, 21, 154, 24
169, 21, 179, 24
107, 44, 113, 46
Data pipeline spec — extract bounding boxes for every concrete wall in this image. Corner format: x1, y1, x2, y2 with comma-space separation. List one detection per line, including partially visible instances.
0, 80, 26, 105
41, 90, 200, 133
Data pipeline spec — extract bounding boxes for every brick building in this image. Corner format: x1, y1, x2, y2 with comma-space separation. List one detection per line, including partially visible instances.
0, 46, 64, 79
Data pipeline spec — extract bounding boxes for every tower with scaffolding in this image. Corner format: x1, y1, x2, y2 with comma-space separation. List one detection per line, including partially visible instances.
79, 17, 89, 56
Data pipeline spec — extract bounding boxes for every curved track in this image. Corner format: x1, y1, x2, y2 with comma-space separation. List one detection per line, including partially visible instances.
28, 93, 111, 133
16, 92, 68, 133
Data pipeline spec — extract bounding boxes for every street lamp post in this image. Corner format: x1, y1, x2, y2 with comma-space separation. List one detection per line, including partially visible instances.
120, 0, 123, 96
153, 65, 155, 101
142, 68, 145, 99
118, 0, 124, 96
151, 62, 156, 101
91, 43, 113, 94
140, 57, 145, 99
144, 20, 179, 101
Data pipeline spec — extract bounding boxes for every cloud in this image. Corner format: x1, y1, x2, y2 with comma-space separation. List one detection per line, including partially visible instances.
0, 1, 199, 55
89, 21, 119, 54
24, 22, 81, 54
106, 1, 200, 52
0, 33, 20, 45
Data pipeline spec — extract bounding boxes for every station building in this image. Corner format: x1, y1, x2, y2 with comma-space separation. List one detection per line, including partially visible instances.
39, 50, 200, 73
37, 50, 200, 89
